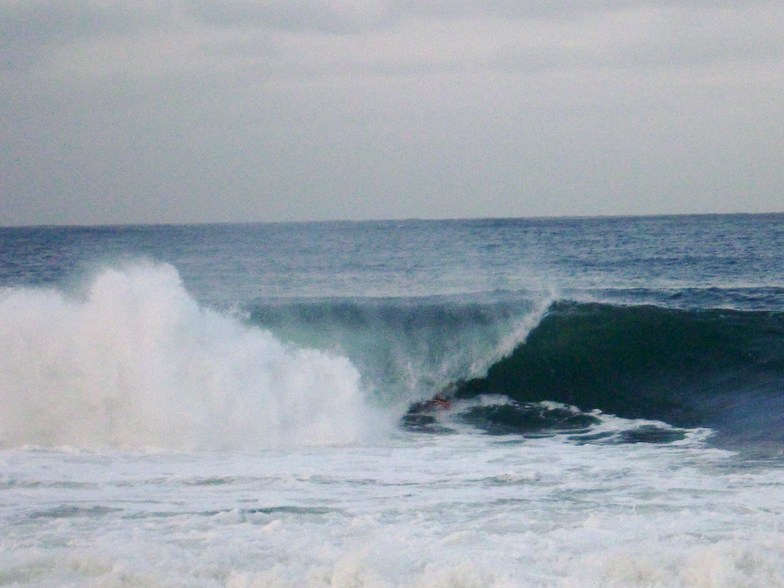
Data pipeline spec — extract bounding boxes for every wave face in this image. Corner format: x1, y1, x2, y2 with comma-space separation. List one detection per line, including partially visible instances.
0, 264, 382, 450
247, 294, 551, 404
454, 301, 784, 448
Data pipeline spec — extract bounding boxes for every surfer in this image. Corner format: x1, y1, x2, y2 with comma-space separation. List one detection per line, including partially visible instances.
427, 393, 452, 410
407, 390, 453, 415
401, 384, 458, 430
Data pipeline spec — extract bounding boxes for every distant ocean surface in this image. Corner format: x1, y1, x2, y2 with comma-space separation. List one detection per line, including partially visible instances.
2, 214, 784, 586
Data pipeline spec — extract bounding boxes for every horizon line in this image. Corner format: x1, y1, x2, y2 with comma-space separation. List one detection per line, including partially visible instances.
2, 210, 782, 230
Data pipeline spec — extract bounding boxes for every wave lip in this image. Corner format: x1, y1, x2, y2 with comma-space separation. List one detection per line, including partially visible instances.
0, 263, 383, 450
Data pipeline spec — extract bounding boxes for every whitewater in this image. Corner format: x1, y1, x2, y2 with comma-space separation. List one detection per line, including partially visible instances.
2, 215, 784, 586
0, 263, 382, 450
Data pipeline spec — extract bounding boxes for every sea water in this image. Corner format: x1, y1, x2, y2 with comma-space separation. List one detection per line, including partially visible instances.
2, 215, 784, 586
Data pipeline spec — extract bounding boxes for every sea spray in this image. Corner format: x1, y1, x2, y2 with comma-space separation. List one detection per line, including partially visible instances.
466, 291, 556, 377
0, 263, 384, 450
248, 293, 554, 407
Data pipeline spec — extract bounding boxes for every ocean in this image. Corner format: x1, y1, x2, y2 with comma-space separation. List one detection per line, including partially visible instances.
1, 214, 784, 586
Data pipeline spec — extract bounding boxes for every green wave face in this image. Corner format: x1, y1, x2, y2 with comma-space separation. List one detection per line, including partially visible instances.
454, 302, 784, 445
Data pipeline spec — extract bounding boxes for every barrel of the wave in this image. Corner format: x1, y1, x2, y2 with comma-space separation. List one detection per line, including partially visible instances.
452, 301, 784, 449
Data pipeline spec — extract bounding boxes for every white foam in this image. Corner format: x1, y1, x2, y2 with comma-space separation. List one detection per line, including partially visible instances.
0, 263, 386, 450
3, 430, 784, 587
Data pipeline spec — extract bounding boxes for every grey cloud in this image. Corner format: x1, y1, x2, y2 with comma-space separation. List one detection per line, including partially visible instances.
494, 26, 784, 75
185, 0, 640, 38
5, 1, 780, 77
183, 0, 784, 79
2, 0, 783, 226
0, 1, 162, 72
392, 0, 609, 21
613, 7, 784, 71
393, 0, 774, 21
188, 0, 398, 34
185, 0, 710, 36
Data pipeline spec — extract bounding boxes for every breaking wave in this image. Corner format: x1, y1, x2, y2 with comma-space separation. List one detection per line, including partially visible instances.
0, 263, 383, 450
5, 262, 783, 453
247, 293, 551, 404
454, 301, 784, 449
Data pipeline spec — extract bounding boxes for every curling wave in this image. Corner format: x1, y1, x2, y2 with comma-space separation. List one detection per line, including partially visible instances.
454, 301, 784, 448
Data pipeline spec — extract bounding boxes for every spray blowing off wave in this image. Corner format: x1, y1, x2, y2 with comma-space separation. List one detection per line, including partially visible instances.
248, 293, 553, 406
0, 263, 383, 450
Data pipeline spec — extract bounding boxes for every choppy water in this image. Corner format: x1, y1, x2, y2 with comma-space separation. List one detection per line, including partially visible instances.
2, 214, 784, 586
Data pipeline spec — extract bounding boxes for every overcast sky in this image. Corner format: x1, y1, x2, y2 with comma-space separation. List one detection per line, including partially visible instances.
1, 1, 782, 225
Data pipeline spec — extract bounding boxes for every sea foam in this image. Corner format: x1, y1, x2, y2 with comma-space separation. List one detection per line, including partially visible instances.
0, 263, 382, 450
